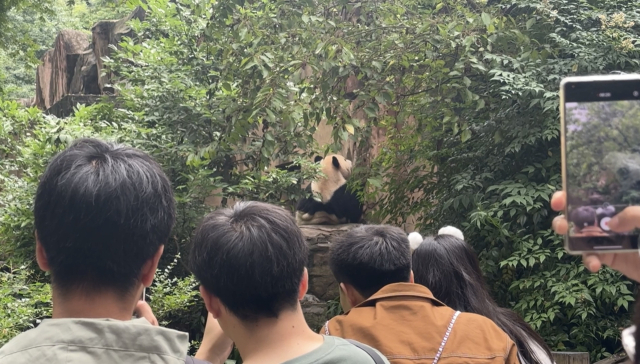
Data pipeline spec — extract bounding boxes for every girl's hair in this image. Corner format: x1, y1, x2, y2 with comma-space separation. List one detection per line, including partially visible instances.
412, 234, 554, 364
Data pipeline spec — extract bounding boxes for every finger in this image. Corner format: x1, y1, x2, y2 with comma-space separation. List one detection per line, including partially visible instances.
582, 254, 603, 273
607, 206, 640, 232
550, 191, 565, 211
552, 215, 569, 234
135, 301, 159, 326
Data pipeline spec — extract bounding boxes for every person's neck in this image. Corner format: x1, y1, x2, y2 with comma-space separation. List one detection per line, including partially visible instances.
51, 288, 137, 321
229, 306, 323, 364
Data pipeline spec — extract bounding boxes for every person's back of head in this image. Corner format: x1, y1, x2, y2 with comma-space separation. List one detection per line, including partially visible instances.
189, 201, 308, 322
329, 225, 412, 309
34, 138, 175, 297
412, 233, 488, 313
412, 232, 553, 364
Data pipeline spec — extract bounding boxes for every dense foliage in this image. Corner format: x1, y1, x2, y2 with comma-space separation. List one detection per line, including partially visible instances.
1, 0, 640, 361
364, 0, 640, 359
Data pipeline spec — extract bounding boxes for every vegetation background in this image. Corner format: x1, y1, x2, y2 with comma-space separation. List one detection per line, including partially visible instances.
1, 0, 639, 361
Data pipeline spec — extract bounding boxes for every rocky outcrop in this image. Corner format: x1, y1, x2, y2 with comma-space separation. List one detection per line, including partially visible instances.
302, 224, 362, 301
301, 224, 361, 329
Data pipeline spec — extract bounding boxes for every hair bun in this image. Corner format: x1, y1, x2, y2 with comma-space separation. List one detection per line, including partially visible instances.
408, 232, 424, 251
438, 226, 464, 240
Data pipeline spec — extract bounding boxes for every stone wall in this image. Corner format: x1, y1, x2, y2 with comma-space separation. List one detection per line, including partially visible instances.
300, 224, 361, 331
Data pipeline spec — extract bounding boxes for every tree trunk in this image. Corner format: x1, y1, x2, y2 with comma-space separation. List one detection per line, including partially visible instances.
35, 49, 54, 110
69, 49, 99, 95
91, 6, 146, 94
47, 30, 90, 109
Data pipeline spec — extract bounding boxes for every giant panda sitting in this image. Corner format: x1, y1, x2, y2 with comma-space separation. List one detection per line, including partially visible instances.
295, 154, 363, 225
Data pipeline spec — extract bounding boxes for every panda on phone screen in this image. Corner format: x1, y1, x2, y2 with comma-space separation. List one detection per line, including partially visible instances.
295, 154, 363, 225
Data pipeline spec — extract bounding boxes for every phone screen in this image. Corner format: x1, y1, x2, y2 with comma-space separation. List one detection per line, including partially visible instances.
563, 76, 640, 253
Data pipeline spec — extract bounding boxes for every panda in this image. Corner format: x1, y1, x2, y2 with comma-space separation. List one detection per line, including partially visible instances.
295, 154, 363, 225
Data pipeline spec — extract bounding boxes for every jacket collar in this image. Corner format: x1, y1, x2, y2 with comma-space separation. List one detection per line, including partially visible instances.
354, 282, 446, 309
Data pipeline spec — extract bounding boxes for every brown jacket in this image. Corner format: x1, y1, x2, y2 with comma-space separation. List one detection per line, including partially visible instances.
321, 283, 520, 364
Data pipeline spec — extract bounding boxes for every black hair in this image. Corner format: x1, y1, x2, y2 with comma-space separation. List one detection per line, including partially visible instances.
329, 224, 411, 298
189, 201, 308, 322
569, 206, 597, 228
412, 234, 553, 364
34, 138, 175, 295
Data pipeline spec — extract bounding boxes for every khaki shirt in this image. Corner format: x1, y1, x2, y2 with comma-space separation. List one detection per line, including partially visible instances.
322, 283, 520, 364
0, 318, 189, 364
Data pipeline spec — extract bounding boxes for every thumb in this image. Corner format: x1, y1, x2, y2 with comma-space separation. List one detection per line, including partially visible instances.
134, 301, 159, 326
607, 206, 640, 232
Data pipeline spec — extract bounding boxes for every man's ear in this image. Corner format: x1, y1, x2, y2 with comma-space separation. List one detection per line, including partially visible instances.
140, 245, 164, 287
298, 268, 309, 300
340, 282, 365, 309
409, 270, 415, 284
35, 232, 50, 272
200, 286, 224, 319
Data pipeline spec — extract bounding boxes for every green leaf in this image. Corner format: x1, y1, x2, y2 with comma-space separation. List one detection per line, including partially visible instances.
460, 129, 472, 142
481, 12, 491, 26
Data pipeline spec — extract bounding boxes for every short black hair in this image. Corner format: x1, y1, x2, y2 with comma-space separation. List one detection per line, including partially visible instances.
329, 225, 411, 298
189, 201, 308, 322
34, 138, 175, 295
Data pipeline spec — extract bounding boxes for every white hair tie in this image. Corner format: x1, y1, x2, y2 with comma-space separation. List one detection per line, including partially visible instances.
438, 226, 464, 240
408, 232, 424, 251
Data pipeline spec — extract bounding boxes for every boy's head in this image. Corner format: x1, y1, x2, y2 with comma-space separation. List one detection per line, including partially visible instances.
34, 138, 175, 297
329, 225, 412, 311
569, 206, 598, 230
189, 201, 308, 323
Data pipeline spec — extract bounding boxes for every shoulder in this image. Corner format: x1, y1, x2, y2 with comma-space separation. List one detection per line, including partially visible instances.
456, 311, 510, 336
450, 312, 516, 357
0, 326, 45, 361
323, 336, 389, 364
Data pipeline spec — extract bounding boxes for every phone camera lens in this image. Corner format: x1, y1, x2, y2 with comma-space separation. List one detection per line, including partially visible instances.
634, 91, 639, 97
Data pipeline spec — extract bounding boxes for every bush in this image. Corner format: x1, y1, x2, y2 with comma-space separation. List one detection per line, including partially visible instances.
363, 0, 639, 360
0, 265, 51, 346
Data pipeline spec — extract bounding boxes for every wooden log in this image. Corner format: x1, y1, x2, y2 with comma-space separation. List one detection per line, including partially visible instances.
300, 224, 362, 301
69, 49, 99, 95
91, 6, 146, 94
551, 352, 591, 364
35, 49, 54, 110
47, 30, 90, 108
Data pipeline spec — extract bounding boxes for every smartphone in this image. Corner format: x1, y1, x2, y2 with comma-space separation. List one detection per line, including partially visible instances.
132, 288, 146, 319
561, 74, 640, 254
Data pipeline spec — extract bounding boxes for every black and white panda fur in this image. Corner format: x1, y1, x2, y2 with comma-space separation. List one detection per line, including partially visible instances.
295, 154, 363, 225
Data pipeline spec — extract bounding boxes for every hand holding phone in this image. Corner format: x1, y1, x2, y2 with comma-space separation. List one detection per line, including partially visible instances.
560, 74, 640, 254
551, 191, 640, 282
